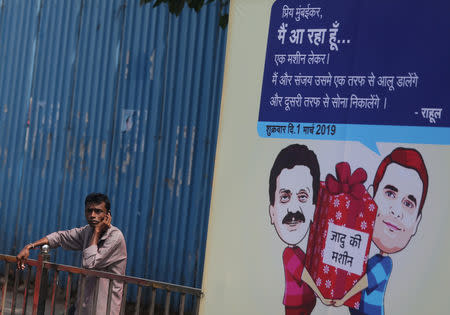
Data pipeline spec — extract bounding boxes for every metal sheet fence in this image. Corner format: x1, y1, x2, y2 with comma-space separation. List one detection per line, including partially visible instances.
0, 0, 227, 302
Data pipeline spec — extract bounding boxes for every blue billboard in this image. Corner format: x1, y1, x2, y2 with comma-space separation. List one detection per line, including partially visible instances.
258, 0, 450, 153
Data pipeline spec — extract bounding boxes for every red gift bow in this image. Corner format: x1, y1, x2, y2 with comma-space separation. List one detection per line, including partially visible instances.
325, 162, 367, 199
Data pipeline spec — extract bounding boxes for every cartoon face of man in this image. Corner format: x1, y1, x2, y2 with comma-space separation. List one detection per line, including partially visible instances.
371, 148, 428, 255
269, 144, 320, 246
372, 164, 422, 254
270, 165, 315, 245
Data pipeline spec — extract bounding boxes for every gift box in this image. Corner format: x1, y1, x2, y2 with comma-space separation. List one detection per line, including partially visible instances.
306, 162, 378, 310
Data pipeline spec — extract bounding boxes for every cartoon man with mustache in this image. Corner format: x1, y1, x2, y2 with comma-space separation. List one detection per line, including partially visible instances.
334, 147, 428, 315
269, 144, 330, 315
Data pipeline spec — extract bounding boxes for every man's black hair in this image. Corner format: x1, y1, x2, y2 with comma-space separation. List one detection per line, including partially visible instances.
269, 144, 320, 206
85, 192, 111, 212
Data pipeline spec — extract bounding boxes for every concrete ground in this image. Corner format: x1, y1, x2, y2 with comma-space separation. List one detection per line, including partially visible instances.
0, 281, 69, 315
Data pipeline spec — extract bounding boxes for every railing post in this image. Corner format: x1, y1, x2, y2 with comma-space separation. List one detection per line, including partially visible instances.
0, 252, 204, 315
0, 263, 10, 315
32, 245, 50, 315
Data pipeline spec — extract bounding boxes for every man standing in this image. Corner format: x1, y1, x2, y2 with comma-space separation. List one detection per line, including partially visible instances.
269, 144, 330, 315
16, 193, 127, 315
334, 147, 428, 315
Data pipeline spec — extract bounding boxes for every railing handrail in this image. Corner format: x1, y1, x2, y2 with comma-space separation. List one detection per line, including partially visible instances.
0, 254, 202, 297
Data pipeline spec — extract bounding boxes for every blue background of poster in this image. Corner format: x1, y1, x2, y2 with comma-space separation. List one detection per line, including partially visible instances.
258, 0, 450, 130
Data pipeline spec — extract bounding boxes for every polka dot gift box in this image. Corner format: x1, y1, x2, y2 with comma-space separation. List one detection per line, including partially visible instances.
306, 162, 378, 309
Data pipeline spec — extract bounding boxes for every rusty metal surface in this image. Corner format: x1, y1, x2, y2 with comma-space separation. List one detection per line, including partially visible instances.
0, 253, 202, 314
21, 268, 31, 315
0, 263, 9, 315
10, 269, 19, 314
50, 270, 58, 315
63, 273, 71, 315
0, 254, 202, 296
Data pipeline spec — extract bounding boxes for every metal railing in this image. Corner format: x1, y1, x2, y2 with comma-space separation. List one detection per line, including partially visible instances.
0, 246, 202, 315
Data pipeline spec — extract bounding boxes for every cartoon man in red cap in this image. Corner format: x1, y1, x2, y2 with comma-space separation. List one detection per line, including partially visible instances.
335, 147, 428, 315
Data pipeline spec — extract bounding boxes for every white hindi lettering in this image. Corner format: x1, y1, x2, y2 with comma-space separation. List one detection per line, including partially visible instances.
282, 5, 294, 19
270, 93, 283, 107
347, 75, 366, 87
277, 7, 347, 50
307, 28, 326, 46
328, 21, 340, 51
268, 93, 386, 111
367, 95, 381, 109
284, 94, 302, 111
331, 94, 348, 108
421, 108, 443, 123
350, 94, 359, 109
270, 73, 419, 89
279, 72, 293, 86
295, 74, 313, 86
272, 72, 278, 85
274, 54, 286, 66
295, 4, 322, 21
314, 73, 332, 87
333, 75, 346, 88
396, 72, 419, 88
367, 72, 376, 87
277, 23, 288, 45
307, 51, 329, 65
322, 94, 330, 108
287, 51, 306, 65
350, 94, 381, 109
303, 96, 321, 108
377, 75, 395, 91
289, 28, 306, 44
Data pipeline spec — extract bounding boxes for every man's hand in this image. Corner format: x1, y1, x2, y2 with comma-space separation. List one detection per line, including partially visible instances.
89, 213, 111, 246
16, 244, 32, 270
94, 213, 111, 235
319, 297, 333, 306
333, 299, 345, 307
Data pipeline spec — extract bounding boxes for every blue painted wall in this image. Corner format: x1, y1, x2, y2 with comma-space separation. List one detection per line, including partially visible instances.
0, 0, 227, 297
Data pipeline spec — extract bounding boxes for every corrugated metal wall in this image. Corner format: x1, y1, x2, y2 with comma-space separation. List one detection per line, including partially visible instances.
0, 0, 227, 295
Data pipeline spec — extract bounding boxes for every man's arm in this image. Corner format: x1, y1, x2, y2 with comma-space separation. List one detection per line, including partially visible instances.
88, 213, 111, 247
17, 224, 88, 270
334, 274, 368, 306
16, 237, 49, 270
46, 227, 85, 251
301, 267, 332, 306
283, 248, 332, 306
82, 214, 127, 270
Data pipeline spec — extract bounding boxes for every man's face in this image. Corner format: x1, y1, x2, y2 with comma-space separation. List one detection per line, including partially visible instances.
269, 165, 315, 246
372, 163, 423, 254
85, 202, 108, 227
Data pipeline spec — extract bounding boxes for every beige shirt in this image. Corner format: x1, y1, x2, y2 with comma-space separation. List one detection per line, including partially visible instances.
47, 225, 127, 315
